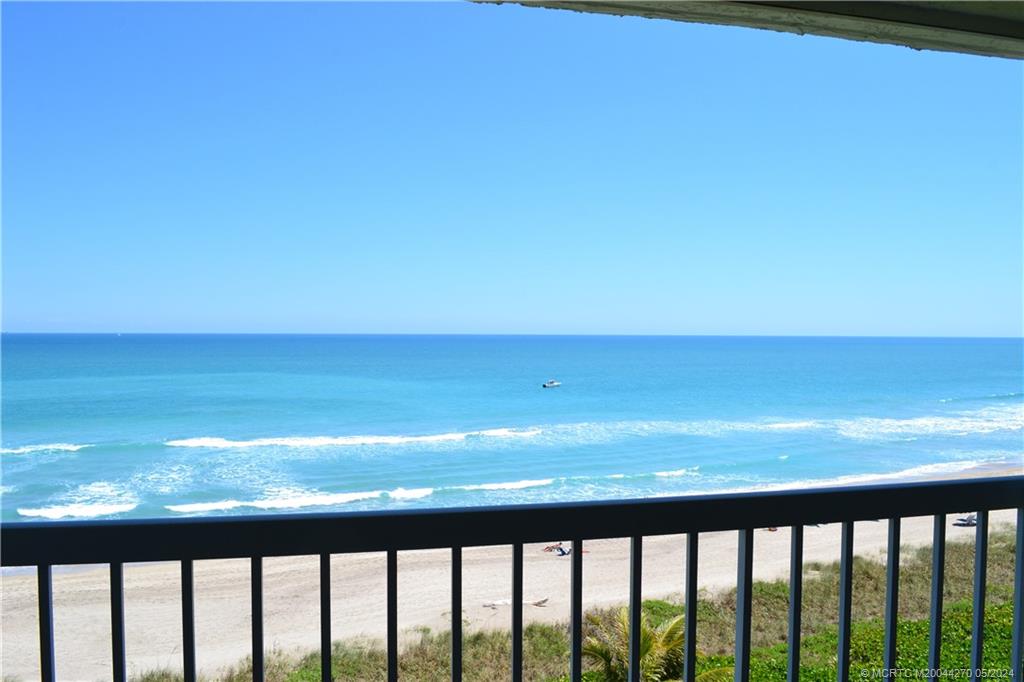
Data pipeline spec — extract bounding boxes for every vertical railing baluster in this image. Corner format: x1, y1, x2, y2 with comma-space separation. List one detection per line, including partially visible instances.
110, 562, 126, 682
320, 553, 331, 682
38, 564, 55, 682
387, 549, 398, 682
181, 560, 196, 682
570, 539, 583, 682
929, 515, 946, 672
628, 536, 643, 682
735, 529, 753, 682
1012, 507, 1023, 681
684, 532, 699, 682
884, 518, 901, 672
970, 510, 989, 679
511, 543, 523, 682
788, 526, 803, 682
451, 546, 462, 682
837, 521, 854, 682
251, 556, 264, 682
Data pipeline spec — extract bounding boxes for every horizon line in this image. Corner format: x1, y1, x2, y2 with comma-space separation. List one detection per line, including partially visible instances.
2, 331, 1022, 340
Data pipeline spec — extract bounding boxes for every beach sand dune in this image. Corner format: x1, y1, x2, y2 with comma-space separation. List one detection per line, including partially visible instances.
2, 505, 1016, 681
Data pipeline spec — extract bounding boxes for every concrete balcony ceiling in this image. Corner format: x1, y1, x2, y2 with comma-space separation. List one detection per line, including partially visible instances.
481, 1, 1024, 59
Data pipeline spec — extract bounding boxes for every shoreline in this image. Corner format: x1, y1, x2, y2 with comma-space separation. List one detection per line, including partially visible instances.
1, 464, 1020, 681
6, 454, 1019, 526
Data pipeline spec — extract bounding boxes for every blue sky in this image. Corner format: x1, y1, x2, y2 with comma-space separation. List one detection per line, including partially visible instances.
2, 2, 1021, 336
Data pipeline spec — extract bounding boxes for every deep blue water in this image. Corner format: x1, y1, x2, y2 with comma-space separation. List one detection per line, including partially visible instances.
1, 334, 1021, 521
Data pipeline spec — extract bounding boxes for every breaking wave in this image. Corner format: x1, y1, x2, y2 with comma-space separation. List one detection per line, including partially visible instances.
165, 428, 542, 449
388, 487, 434, 500
162, 453, 1020, 517
654, 466, 701, 478
692, 458, 1019, 496
456, 478, 555, 491
160, 405, 1023, 453
834, 405, 1024, 440
17, 502, 138, 519
1, 443, 90, 455
164, 478, 558, 514
166, 486, 441, 514
16, 481, 137, 519
165, 489, 385, 513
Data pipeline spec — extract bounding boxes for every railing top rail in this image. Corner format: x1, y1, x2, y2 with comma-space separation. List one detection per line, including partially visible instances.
2, 475, 1021, 566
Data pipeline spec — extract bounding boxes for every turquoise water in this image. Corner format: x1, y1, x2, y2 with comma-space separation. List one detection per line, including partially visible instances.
1, 334, 1021, 521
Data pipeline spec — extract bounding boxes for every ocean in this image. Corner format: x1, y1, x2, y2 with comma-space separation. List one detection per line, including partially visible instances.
1, 334, 1021, 522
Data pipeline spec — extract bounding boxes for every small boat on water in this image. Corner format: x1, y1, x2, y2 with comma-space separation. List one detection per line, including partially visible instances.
542, 379, 561, 388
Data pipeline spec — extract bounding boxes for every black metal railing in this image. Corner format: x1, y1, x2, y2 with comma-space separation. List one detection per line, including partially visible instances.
3, 475, 1023, 682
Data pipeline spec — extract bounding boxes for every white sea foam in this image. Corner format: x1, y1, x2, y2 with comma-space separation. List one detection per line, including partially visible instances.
561, 406, 1021, 444
17, 502, 139, 519
165, 427, 543, 449
167, 489, 384, 513
458, 478, 555, 491
762, 421, 818, 430
1, 443, 90, 455
152, 450, 1019, 517
249, 490, 383, 509
552, 409, 1021, 443
388, 487, 434, 500
17, 481, 138, 519
689, 458, 1019, 497
160, 406, 1023, 455
130, 464, 194, 495
654, 466, 700, 478
165, 499, 246, 513
161, 419, 824, 453
475, 427, 543, 438
526, 418, 827, 446
834, 405, 1024, 440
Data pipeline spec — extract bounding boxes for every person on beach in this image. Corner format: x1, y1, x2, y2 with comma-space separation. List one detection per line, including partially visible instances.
544, 542, 571, 555
543, 542, 588, 556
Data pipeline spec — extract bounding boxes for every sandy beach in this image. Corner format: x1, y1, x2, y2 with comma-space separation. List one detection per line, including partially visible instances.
2, 467, 1020, 681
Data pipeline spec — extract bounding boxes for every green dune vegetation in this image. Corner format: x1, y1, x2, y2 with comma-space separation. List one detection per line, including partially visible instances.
137, 527, 1019, 682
